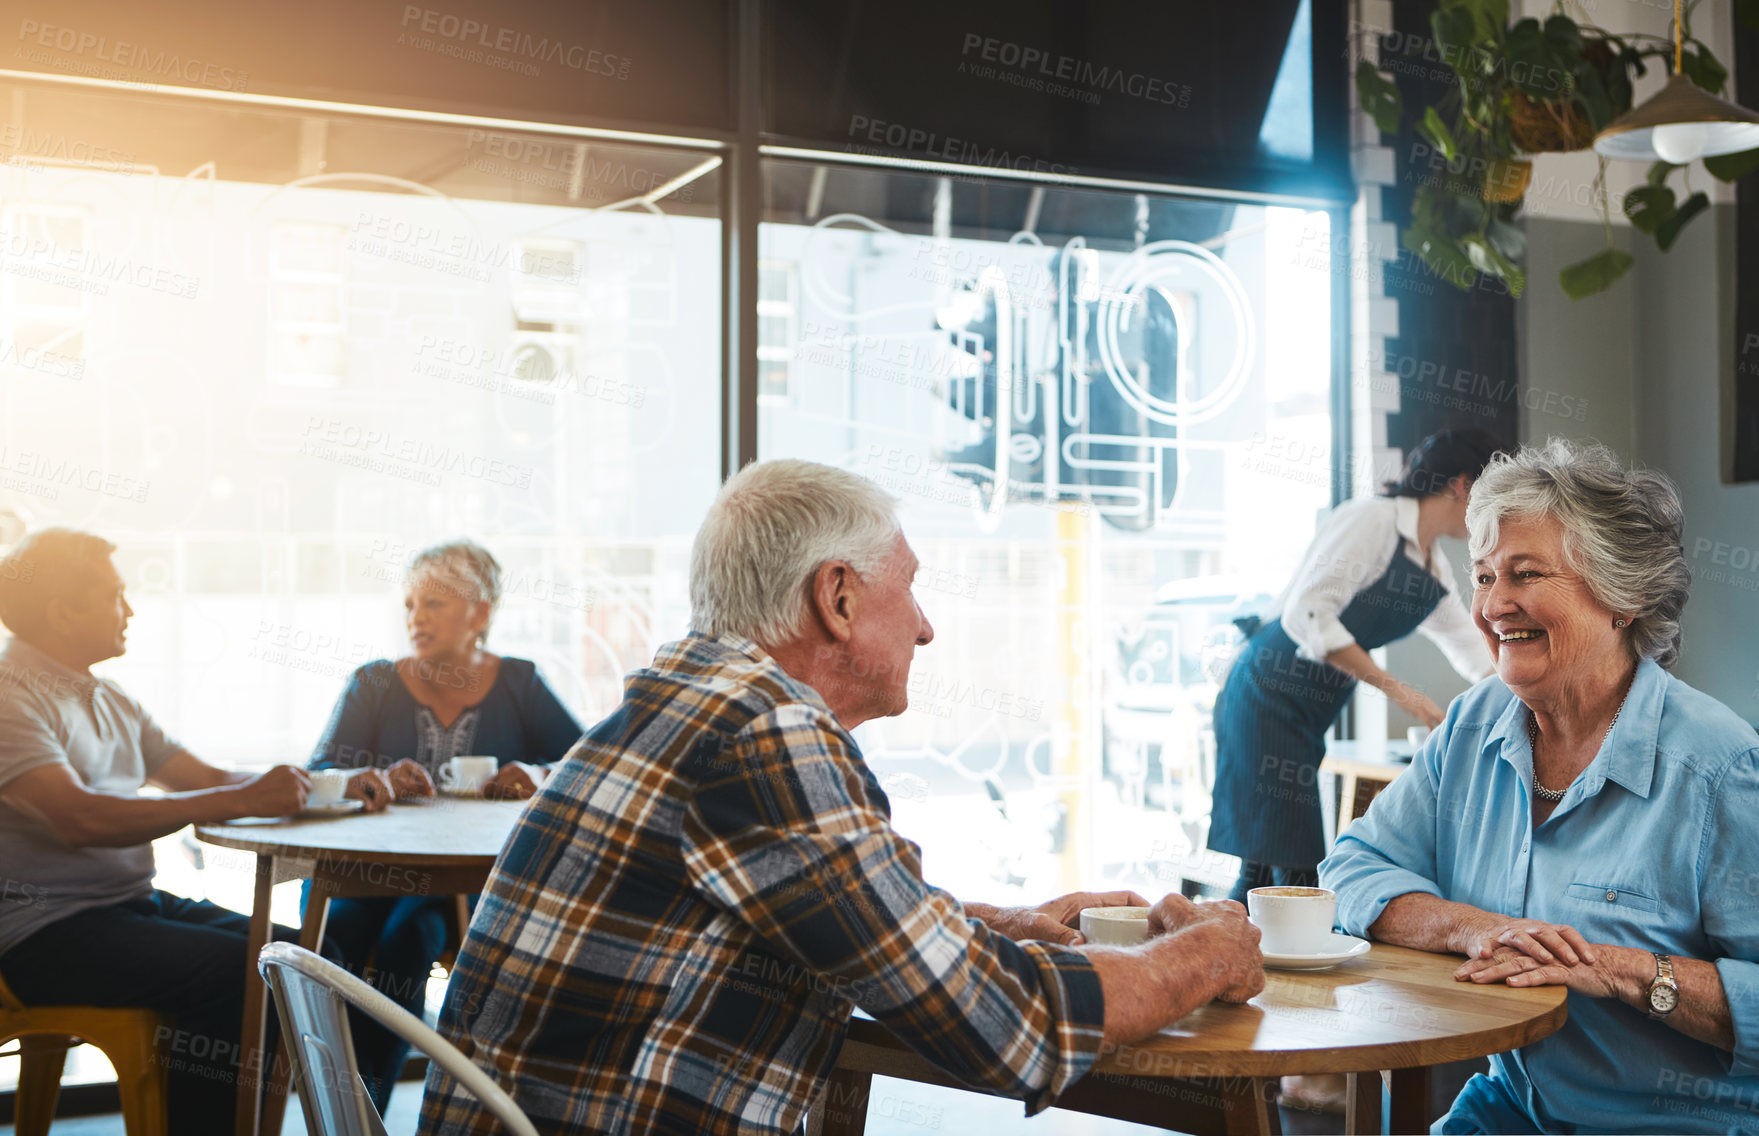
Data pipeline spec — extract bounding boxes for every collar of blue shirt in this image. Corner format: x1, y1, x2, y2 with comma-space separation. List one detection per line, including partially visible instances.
1487, 655, 1664, 802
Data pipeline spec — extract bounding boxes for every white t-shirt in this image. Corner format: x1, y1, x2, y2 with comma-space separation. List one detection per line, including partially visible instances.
1276, 496, 1491, 682
0, 636, 182, 956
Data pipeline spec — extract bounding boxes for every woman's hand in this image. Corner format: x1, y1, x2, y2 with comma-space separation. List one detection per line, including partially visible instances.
1456, 942, 1641, 1000
386, 759, 436, 800
483, 762, 545, 800
1452, 916, 1597, 976
345, 769, 395, 812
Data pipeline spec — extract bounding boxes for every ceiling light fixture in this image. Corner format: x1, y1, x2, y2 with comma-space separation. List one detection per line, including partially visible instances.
1592, 0, 1759, 162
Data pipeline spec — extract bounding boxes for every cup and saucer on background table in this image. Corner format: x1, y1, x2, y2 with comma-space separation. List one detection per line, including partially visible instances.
300, 768, 364, 817
436, 755, 497, 798
1248, 886, 1370, 970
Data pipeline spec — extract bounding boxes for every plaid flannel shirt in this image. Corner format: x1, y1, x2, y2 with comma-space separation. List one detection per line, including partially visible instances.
416, 633, 1106, 1135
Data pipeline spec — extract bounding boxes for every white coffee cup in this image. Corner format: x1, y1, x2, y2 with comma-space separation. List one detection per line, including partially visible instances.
308, 769, 350, 808
1247, 886, 1337, 954
1079, 906, 1151, 946
439, 756, 497, 793
1407, 726, 1432, 747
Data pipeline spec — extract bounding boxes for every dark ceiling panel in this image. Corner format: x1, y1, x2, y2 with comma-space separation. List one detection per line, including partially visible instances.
7, 0, 731, 134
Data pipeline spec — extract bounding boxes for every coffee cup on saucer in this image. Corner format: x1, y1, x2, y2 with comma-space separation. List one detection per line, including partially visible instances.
1246, 886, 1337, 955
1079, 906, 1151, 946
439, 756, 497, 794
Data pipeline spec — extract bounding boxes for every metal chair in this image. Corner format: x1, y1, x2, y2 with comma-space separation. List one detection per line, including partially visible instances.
0, 970, 168, 1136
257, 942, 537, 1136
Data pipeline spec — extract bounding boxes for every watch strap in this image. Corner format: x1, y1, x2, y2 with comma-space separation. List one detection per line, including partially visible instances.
1647, 951, 1678, 1018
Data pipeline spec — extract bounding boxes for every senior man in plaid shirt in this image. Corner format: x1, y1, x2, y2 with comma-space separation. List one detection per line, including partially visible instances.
418, 459, 1264, 1136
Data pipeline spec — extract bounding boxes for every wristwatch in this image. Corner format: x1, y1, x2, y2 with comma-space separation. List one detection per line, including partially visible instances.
1646, 952, 1679, 1018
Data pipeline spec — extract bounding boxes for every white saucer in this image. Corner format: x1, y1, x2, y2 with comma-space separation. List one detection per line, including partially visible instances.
1263, 933, 1371, 970
299, 800, 365, 818
437, 787, 485, 799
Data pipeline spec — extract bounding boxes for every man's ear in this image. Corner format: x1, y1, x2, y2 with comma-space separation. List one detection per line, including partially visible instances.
808, 560, 857, 643
40, 596, 75, 638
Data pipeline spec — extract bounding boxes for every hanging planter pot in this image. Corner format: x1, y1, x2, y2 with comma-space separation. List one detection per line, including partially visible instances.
1507, 92, 1596, 154
1353, 3, 1745, 299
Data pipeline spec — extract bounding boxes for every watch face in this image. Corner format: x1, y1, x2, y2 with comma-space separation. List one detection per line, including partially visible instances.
1651, 984, 1680, 1014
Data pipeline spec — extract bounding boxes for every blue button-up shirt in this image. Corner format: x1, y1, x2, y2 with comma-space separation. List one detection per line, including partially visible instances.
1321, 657, 1759, 1134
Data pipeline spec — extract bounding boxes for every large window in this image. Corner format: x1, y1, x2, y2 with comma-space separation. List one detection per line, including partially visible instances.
0, 82, 722, 952
758, 162, 1337, 903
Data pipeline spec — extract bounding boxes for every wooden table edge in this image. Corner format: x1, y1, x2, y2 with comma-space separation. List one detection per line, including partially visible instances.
193, 825, 501, 867
840, 984, 1567, 1080
1088, 995, 1568, 1078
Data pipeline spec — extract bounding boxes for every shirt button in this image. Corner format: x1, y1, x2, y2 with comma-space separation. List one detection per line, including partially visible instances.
1606, 890, 1618, 902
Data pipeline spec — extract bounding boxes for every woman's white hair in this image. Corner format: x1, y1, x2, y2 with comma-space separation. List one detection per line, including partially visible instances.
690, 459, 901, 645
1466, 438, 1690, 668
406, 539, 503, 642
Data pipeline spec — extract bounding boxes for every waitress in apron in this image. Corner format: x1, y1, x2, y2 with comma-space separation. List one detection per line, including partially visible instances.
1208, 427, 1504, 903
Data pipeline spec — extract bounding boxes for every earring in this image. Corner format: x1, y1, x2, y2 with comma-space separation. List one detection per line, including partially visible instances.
1614, 618, 1628, 629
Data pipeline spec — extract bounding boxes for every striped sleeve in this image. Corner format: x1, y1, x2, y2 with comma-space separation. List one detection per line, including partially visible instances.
679, 703, 1107, 1112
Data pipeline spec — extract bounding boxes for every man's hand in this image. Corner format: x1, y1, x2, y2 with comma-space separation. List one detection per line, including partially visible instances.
978, 891, 1148, 946
386, 759, 436, 799
1160, 898, 1265, 1003
483, 762, 546, 801
1450, 915, 1596, 974
345, 769, 395, 812
232, 765, 310, 817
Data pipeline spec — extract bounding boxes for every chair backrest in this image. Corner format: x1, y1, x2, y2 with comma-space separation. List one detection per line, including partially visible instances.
258, 943, 539, 1136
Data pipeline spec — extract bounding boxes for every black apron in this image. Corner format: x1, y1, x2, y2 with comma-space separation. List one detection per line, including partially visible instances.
1206, 538, 1448, 868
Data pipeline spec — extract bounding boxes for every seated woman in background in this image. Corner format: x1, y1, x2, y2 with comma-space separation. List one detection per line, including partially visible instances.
1321, 440, 1759, 1135
309, 538, 583, 1112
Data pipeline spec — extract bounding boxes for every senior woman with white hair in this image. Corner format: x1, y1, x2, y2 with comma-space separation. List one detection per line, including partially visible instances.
307, 538, 583, 1111
1320, 439, 1759, 1134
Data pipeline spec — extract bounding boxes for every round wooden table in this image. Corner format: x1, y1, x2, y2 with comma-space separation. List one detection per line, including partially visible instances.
819, 942, 1567, 1136
195, 796, 527, 1136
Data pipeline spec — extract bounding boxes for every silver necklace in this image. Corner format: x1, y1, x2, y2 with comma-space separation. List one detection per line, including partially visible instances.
1529, 675, 1634, 801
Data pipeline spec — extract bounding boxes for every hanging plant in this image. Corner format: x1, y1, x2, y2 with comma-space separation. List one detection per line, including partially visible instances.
1354, 0, 1754, 299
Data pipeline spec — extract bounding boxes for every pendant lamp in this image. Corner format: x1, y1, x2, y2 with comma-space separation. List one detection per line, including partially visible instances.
1592, 0, 1759, 162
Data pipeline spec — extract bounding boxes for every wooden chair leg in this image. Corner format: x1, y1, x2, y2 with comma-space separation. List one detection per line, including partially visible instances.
14, 1035, 71, 1136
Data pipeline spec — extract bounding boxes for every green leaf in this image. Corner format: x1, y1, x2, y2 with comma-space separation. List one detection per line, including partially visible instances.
1541, 15, 1582, 55
1655, 191, 1709, 251
1623, 184, 1676, 233
1354, 61, 1403, 136
1419, 107, 1460, 162
1646, 160, 1679, 187
1431, 6, 1481, 60
1560, 248, 1634, 299
1705, 148, 1759, 182
1487, 218, 1527, 260
1681, 48, 1728, 96
1505, 22, 1565, 100
1402, 222, 1479, 293
1463, 0, 1510, 43
1463, 235, 1527, 298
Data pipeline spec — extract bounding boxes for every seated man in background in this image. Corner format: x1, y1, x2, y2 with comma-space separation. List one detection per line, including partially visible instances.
0, 528, 315, 1132
419, 460, 1265, 1136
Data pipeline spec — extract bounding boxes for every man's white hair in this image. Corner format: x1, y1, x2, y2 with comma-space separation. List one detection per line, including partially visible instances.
689, 459, 901, 645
